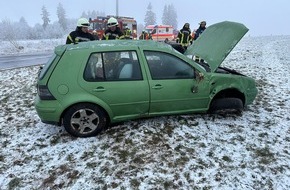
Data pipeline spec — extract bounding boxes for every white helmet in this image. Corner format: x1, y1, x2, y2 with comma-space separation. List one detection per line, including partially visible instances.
107, 17, 118, 27
77, 18, 90, 27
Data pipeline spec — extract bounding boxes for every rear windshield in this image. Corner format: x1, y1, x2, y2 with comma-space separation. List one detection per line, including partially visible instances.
38, 54, 57, 80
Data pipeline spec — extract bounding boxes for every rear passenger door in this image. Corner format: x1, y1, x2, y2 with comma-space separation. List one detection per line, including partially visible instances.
79, 51, 150, 121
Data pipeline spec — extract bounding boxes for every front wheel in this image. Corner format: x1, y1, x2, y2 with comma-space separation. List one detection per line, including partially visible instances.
208, 98, 243, 115
63, 103, 107, 137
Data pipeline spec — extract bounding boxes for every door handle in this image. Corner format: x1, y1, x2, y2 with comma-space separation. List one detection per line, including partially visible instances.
92, 87, 106, 92
152, 84, 163, 89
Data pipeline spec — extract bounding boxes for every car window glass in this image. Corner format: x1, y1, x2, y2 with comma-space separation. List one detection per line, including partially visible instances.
84, 51, 142, 81
39, 54, 57, 80
144, 51, 195, 80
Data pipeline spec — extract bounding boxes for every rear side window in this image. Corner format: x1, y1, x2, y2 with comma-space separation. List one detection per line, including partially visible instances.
39, 54, 57, 80
84, 51, 142, 81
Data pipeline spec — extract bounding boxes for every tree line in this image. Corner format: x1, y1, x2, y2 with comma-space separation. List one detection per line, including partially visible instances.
0, 2, 177, 42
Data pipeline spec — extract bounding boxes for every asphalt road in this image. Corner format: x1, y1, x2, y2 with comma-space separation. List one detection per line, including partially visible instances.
0, 51, 53, 70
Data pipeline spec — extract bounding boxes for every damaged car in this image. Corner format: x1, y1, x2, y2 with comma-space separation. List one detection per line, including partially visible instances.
35, 21, 258, 137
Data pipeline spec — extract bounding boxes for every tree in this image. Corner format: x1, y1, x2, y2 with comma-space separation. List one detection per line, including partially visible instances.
41, 5, 50, 29
57, 3, 67, 30
17, 17, 30, 39
0, 18, 22, 49
162, 5, 169, 25
162, 4, 178, 29
144, 2, 156, 26
81, 11, 88, 18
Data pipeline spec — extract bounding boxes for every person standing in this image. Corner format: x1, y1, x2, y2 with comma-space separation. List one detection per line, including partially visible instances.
123, 26, 133, 39
176, 23, 192, 49
102, 17, 125, 40
193, 21, 207, 62
66, 18, 98, 44
194, 21, 207, 40
139, 30, 152, 40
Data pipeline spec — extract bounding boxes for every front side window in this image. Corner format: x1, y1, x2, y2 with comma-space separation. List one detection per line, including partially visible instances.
84, 51, 142, 81
144, 51, 195, 80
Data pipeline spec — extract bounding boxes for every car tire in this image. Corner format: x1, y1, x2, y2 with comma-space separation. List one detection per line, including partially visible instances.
63, 103, 107, 137
209, 98, 243, 114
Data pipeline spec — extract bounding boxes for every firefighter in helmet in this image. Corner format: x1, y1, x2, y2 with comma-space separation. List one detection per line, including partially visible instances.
139, 30, 152, 40
194, 21, 207, 40
66, 18, 98, 44
123, 26, 132, 39
193, 21, 207, 62
176, 23, 192, 49
102, 17, 125, 40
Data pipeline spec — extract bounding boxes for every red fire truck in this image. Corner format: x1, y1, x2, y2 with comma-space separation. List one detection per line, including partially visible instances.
89, 15, 137, 39
145, 25, 175, 41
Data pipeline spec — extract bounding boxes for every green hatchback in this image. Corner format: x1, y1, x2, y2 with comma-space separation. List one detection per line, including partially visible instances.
35, 21, 258, 137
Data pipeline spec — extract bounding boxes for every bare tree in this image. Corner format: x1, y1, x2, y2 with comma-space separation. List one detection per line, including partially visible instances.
1, 18, 23, 50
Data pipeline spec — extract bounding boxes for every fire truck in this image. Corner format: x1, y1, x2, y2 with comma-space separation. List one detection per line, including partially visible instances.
145, 25, 175, 41
89, 15, 137, 39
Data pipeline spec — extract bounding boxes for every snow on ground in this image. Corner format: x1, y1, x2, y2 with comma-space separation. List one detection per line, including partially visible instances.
0, 39, 65, 55
0, 36, 290, 189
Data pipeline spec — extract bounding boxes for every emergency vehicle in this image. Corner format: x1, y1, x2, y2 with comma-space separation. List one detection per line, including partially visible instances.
89, 15, 137, 39
145, 25, 175, 41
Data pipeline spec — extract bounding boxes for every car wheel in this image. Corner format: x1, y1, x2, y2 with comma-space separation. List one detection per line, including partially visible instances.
63, 103, 107, 137
209, 98, 243, 114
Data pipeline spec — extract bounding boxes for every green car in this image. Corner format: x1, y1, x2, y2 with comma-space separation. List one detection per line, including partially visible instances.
35, 21, 258, 137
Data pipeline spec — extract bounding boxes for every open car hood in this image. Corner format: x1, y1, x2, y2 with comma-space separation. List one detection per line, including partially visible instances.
184, 21, 248, 72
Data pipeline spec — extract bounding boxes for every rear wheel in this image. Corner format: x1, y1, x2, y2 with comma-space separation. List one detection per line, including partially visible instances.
209, 98, 243, 114
63, 103, 107, 137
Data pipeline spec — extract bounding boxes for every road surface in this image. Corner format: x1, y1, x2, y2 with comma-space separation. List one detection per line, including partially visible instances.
0, 52, 53, 70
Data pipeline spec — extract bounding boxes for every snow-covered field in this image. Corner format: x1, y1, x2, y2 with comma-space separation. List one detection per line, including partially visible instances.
0, 36, 290, 189
0, 39, 65, 55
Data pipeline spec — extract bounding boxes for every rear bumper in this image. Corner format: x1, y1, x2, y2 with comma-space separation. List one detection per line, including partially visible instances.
34, 96, 63, 126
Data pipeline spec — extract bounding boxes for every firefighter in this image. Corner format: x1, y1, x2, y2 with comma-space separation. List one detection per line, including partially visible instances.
66, 18, 98, 44
194, 21, 207, 40
193, 21, 207, 62
102, 17, 125, 40
123, 26, 132, 39
176, 23, 192, 49
139, 30, 152, 40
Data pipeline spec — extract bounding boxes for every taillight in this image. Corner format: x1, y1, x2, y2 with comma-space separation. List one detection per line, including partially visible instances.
37, 85, 56, 100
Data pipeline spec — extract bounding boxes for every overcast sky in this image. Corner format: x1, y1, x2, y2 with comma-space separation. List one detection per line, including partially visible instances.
0, 0, 289, 36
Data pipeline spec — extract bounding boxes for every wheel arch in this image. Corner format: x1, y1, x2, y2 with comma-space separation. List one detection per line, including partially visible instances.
59, 101, 112, 126
211, 88, 245, 105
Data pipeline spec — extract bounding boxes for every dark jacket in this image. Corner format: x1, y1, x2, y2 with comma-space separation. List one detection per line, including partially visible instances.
176, 24, 192, 47
102, 27, 124, 40
194, 26, 206, 40
66, 27, 97, 44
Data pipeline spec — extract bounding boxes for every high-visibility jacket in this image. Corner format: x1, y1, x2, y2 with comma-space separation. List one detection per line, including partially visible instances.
102, 27, 125, 40
176, 28, 192, 47
139, 33, 152, 40
124, 29, 132, 39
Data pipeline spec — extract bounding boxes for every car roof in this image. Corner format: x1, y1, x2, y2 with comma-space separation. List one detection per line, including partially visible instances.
65, 40, 174, 52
